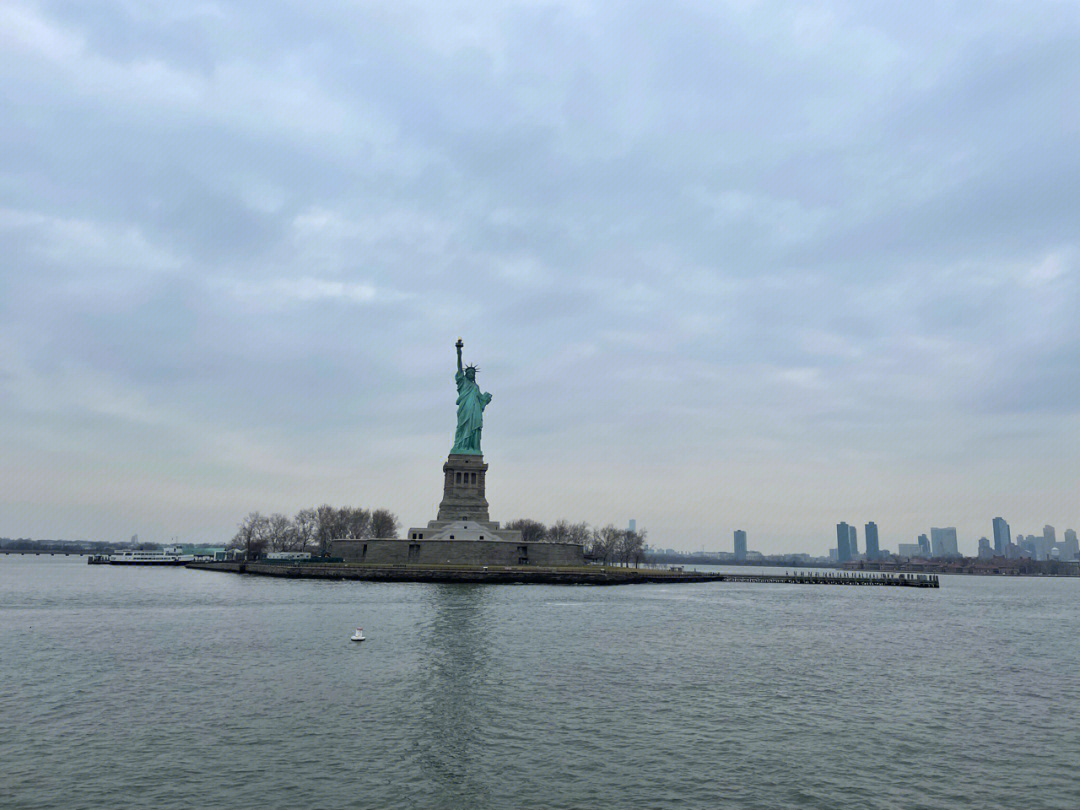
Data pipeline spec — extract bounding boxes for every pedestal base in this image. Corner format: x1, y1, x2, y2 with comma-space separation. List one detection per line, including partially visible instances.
436, 453, 490, 522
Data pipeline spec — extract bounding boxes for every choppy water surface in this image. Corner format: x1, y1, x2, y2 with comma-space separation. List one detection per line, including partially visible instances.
3, 557, 1078, 809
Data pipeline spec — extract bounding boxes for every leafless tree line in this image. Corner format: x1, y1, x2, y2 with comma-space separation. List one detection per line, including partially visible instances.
505, 519, 647, 566
230, 505, 399, 558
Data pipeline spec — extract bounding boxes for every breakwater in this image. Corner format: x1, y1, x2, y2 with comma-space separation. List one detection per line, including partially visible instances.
187, 561, 938, 587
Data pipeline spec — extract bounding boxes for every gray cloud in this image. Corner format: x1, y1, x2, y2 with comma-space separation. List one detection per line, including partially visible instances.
1, 1, 1078, 550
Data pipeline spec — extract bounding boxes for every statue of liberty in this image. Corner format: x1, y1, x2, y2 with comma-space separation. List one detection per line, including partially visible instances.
451, 338, 492, 455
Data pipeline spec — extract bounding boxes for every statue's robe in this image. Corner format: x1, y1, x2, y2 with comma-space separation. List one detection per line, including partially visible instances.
452, 371, 491, 454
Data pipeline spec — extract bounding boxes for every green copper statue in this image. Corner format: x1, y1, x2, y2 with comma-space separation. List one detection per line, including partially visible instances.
451, 338, 492, 455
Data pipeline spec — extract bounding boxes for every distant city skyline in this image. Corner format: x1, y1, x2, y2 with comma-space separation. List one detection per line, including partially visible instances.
1, 2, 1077, 550
6, 515, 1078, 562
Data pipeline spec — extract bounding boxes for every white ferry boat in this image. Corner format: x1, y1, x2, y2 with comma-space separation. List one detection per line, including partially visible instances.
107, 546, 193, 565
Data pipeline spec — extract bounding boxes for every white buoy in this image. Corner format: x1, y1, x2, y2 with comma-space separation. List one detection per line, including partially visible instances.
350, 627, 366, 642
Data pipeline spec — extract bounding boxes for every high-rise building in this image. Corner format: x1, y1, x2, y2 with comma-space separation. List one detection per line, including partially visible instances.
864, 522, 880, 559
992, 517, 1010, 556
733, 529, 747, 561
628, 519, 636, 533
836, 522, 852, 562
848, 525, 858, 557
1044, 525, 1056, 544
1063, 529, 1079, 561
918, 534, 931, 557
930, 527, 958, 558
977, 537, 993, 559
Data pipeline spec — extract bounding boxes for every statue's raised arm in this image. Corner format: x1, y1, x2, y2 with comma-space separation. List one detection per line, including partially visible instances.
450, 338, 491, 455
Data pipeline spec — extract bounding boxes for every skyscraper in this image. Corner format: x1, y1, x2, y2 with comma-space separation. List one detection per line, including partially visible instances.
864, 522, 880, 559
918, 534, 931, 557
1063, 529, 1079, 561
836, 522, 852, 562
733, 529, 747, 561
930, 527, 958, 558
992, 517, 1010, 556
1044, 525, 1056, 544
848, 525, 858, 557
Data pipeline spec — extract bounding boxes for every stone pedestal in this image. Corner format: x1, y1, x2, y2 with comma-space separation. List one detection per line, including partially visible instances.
336, 450, 584, 567
437, 453, 490, 522
402, 453, 523, 544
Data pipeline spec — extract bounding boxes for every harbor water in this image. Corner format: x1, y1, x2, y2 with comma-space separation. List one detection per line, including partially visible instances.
3, 556, 1078, 809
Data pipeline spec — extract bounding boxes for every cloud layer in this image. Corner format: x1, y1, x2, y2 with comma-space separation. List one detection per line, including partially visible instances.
2, 1, 1078, 551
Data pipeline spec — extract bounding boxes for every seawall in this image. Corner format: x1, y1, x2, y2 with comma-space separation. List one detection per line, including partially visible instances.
186, 561, 724, 585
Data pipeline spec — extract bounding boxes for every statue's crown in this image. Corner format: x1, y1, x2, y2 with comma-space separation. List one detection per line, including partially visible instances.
465, 363, 478, 373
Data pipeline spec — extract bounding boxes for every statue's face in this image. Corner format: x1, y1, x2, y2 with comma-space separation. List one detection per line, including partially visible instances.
465, 368, 476, 380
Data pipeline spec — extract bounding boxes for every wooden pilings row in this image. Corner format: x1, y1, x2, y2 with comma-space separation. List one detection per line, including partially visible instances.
721, 571, 939, 588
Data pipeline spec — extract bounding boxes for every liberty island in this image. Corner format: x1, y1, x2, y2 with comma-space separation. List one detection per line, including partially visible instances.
186, 337, 738, 581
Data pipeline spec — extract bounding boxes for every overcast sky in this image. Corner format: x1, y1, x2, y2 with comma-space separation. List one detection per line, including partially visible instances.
2, 1, 1078, 553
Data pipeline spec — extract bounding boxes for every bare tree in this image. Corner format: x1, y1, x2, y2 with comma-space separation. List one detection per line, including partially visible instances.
339, 507, 372, 539
547, 519, 571, 543
590, 524, 622, 564
314, 504, 338, 555
266, 513, 295, 551
633, 529, 647, 567
371, 509, 399, 539
293, 508, 318, 551
619, 528, 646, 567
230, 511, 270, 560
506, 519, 547, 543
586, 527, 604, 559
567, 521, 592, 547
